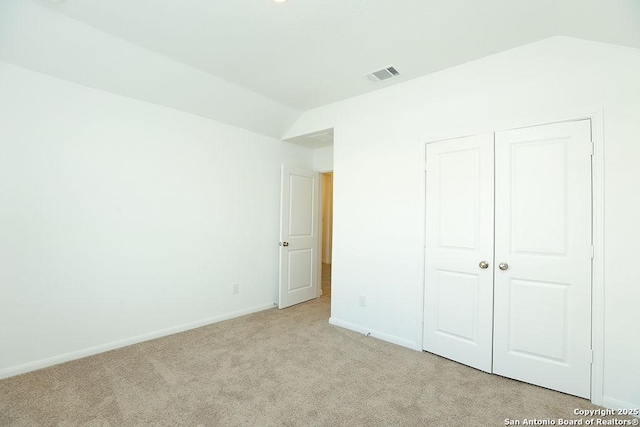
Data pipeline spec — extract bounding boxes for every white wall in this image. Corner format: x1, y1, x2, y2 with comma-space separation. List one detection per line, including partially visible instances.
286, 37, 640, 409
0, 0, 300, 139
313, 146, 334, 172
0, 61, 313, 378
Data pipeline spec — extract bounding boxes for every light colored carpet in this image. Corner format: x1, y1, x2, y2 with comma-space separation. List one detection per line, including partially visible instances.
0, 297, 630, 426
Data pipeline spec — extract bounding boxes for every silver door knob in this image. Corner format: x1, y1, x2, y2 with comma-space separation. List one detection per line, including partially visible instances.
280, 242, 289, 247
479, 261, 489, 269
499, 262, 509, 271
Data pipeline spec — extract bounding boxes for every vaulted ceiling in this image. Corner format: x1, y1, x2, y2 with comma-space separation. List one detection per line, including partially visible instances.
32, 0, 640, 111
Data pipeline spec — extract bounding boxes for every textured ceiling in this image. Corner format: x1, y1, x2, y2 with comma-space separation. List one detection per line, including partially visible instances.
32, 0, 640, 111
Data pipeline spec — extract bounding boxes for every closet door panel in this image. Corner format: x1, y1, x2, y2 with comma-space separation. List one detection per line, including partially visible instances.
423, 133, 494, 373
493, 120, 592, 398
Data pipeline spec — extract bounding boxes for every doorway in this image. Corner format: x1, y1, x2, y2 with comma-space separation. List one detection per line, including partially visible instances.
321, 172, 333, 297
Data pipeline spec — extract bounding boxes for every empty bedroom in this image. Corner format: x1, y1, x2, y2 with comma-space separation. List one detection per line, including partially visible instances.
1, 0, 639, 425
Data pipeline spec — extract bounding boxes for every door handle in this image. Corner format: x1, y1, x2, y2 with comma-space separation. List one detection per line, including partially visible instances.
279, 242, 289, 247
479, 261, 489, 269
499, 262, 509, 271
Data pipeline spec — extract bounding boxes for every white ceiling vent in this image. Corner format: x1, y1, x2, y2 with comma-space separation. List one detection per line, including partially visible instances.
364, 66, 400, 83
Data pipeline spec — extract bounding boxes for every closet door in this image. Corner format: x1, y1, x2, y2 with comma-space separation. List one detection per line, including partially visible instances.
493, 120, 592, 398
423, 134, 494, 373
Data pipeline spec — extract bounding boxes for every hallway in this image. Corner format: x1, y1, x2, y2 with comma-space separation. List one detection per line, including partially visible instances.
321, 263, 331, 297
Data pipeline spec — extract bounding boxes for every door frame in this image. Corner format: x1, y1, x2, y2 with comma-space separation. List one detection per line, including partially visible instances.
418, 108, 605, 405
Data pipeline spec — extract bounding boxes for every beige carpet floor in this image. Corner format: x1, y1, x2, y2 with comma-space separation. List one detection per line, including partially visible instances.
0, 297, 631, 426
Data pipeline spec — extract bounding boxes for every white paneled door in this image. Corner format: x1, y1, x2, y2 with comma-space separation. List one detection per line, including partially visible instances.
423, 133, 495, 373
493, 120, 592, 398
279, 166, 319, 309
424, 120, 593, 398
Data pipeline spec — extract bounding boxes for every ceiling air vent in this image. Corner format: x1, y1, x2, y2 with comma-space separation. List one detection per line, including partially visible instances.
364, 66, 400, 83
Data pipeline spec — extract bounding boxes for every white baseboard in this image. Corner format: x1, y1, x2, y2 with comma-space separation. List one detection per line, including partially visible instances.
602, 396, 640, 419
328, 317, 417, 350
0, 302, 277, 380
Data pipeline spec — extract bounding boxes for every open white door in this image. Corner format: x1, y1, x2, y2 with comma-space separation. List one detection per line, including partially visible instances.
279, 165, 320, 309
493, 120, 592, 398
423, 133, 495, 373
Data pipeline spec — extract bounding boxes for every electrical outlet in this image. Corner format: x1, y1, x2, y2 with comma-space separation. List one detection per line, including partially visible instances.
359, 295, 366, 307
233, 283, 239, 294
